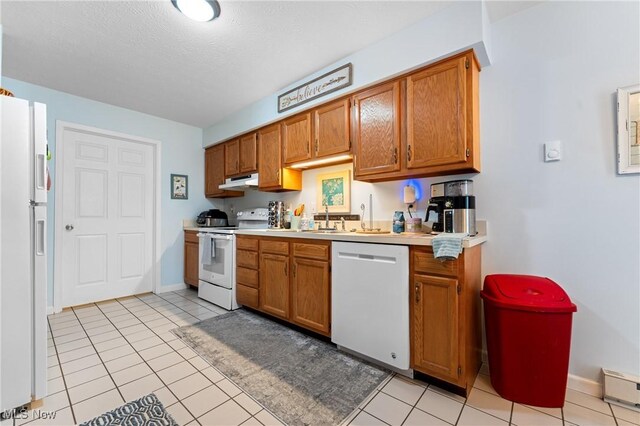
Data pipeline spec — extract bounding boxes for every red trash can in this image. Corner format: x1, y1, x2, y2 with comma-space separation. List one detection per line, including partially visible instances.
481, 274, 577, 408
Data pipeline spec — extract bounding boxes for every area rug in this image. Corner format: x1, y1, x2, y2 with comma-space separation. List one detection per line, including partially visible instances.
173, 310, 390, 426
79, 393, 176, 426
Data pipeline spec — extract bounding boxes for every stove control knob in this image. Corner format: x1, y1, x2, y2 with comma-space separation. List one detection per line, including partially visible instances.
237, 212, 243, 217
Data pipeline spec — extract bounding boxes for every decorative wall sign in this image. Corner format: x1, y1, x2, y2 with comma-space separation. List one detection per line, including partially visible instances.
171, 174, 188, 199
278, 63, 353, 113
316, 169, 351, 214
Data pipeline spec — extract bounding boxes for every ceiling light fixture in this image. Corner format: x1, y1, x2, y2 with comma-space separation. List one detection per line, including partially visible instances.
172, 0, 220, 22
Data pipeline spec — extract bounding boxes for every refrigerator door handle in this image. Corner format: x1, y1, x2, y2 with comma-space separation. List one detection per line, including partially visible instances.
36, 153, 46, 191
36, 219, 45, 256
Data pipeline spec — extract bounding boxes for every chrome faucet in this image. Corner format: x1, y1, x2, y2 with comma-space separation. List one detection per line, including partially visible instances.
324, 204, 330, 229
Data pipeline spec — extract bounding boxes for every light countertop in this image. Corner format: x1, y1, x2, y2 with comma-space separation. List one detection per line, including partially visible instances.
184, 227, 487, 248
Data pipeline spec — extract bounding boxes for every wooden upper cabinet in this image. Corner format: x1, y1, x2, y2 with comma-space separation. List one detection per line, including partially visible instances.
314, 99, 351, 158
413, 274, 460, 384
352, 81, 402, 178
225, 139, 240, 177
205, 145, 243, 198
352, 50, 480, 183
407, 56, 467, 169
257, 124, 302, 192
282, 113, 312, 165
257, 124, 282, 189
239, 133, 258, 174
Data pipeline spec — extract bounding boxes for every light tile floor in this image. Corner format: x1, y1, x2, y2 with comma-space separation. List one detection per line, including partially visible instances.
4, 287, 638, 426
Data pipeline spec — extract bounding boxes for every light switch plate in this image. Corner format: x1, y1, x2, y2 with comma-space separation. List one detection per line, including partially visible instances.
545, 140, 563, 162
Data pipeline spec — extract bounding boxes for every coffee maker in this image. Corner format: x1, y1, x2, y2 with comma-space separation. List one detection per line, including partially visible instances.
425, 183, 446, 232
426, 180, 476, 235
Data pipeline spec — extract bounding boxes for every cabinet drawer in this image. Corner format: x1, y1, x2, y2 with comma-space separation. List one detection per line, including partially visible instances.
293, 242, 329, 260
413, 249, 459, 276
237, 267, 259, 288
237, 237, 259, 251
237, 250, 258, 269
237, 284, 259, 309
184, 231, 199, 244
260, 239, 289, 255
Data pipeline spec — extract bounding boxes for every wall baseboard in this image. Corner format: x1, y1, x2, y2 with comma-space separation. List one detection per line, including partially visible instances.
568, 374, 602, 398
155, 283, 188, 294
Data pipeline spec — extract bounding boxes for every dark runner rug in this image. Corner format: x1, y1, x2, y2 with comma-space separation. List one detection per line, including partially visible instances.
79, 393, 177, 426
173, 310, 390, 426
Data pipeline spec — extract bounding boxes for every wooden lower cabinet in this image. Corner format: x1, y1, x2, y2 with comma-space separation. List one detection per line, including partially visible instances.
236, 236, 259, 309
413, 275, 459, 380
184, 231, 199, 287
259, 253, 290, 319
237, 236, 331, 336
291, 256, 330, 335
410, 245, 482, 395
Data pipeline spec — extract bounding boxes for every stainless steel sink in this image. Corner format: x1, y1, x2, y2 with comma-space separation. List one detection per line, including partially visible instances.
316, 228, 339, 233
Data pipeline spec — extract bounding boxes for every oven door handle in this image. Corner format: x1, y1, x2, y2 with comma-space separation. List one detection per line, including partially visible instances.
197, 233, 232, 240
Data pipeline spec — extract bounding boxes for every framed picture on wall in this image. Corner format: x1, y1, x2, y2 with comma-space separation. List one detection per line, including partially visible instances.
316, 169, 351, 214
171, 174, 188, 199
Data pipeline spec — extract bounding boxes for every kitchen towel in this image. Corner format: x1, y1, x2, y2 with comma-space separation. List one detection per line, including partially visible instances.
200, 234, 216, 265
432, 233, 467, 260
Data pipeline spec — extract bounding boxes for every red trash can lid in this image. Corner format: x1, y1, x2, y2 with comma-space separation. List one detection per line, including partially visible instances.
481, 274, 577, 313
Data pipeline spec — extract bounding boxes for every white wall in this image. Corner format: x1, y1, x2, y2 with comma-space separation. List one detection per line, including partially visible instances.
224, 163, 466, 231
203, 1, 491, 146
221, 1, 640, 384
1, 78, 222, 305
476, 1, 639, 382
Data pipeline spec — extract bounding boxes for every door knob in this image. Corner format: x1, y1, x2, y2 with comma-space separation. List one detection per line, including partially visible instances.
65, 224, 74, 231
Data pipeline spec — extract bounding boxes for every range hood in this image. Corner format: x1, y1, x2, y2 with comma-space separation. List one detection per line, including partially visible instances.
219, 173, 259, 189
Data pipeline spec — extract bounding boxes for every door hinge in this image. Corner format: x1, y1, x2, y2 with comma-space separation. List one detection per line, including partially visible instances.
617, 101, 620, 112
315, 139, 319, 153
465, 58, 469, 69
329, 264, 332, 273
458, 366, 462, 376
466, 148, 470, 158
349, 140, 352, 149
457, 284, 461, 294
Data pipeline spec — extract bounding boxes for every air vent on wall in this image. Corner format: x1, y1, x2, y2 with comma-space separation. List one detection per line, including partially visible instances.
602, 369, 640, 412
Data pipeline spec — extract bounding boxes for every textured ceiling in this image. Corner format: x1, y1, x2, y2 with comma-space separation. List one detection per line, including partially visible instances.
2, 1, 540, 128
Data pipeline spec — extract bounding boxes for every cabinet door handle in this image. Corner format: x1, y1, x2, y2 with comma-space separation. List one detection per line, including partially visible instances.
393, 147, 398, 164
407, 144, 412, 162
284, 262, 288, 276
315, 139, 319, 154
415, 284, 420, 303
293, 263, 297, 277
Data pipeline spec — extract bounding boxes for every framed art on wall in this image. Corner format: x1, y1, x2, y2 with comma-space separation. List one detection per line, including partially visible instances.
316, 169, 350, 213
617, 84, 640, 174
171, 174, 188, 199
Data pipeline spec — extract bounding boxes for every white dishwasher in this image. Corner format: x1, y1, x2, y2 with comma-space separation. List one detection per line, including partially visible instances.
332, 242, 410, 371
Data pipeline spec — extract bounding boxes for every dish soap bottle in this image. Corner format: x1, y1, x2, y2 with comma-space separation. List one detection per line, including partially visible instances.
300, 213, 310, 231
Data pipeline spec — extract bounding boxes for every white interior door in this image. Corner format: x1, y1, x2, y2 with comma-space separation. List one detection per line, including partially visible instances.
60, 128, 155, 307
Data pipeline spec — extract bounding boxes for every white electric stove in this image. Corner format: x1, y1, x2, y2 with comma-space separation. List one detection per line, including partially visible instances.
196, 208, 268, 309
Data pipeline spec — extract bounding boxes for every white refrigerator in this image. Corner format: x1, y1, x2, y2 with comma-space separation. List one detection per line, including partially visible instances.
0, 96, 48, 411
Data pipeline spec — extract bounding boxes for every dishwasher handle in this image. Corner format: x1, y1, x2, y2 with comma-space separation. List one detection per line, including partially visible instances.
337, 251, 397, 264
